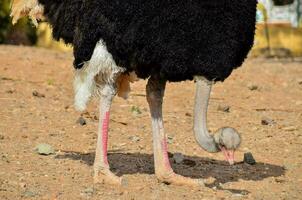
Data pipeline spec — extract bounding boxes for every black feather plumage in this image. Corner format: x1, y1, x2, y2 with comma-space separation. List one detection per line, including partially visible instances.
38, 0, 257, 82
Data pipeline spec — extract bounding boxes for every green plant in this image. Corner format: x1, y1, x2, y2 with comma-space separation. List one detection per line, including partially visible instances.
0, 0, 11, 43
0, 0, 37, 45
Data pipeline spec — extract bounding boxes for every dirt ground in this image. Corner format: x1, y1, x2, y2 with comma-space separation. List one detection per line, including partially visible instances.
0, 45, 301, 200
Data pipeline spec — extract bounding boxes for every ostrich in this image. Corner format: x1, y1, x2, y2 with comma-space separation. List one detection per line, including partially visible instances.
11, 0, 257, 186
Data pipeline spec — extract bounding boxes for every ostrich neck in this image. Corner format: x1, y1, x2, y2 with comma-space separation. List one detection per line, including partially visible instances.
193, 76, 219, 153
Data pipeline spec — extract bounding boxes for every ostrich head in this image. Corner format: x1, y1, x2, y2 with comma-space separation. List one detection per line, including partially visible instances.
213, 127, 241, 165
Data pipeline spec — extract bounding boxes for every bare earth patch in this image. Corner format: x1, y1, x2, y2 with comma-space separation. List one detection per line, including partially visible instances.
0, 45, 301, 199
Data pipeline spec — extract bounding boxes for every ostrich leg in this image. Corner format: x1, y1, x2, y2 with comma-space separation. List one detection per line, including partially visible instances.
93, 84, 121, 185
146, 75, 203, 186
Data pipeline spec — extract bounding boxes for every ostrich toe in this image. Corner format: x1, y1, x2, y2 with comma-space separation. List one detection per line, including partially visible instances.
157, 171, 204, 187
94, 168, 122, 185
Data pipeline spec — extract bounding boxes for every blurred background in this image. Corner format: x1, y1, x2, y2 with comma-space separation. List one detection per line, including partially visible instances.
255, 0, 302, 57
0, 0, 71, 51
1, 0, 302, 57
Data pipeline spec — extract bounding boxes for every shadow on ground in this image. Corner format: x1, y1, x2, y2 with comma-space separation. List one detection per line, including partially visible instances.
55, 150, 285, 194
55, 151, 285, 192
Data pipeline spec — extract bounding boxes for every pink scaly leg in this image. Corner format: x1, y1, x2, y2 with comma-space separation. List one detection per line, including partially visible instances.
93, 85, 121, 185
146, 75, 204, 187
101, 111, 110, 165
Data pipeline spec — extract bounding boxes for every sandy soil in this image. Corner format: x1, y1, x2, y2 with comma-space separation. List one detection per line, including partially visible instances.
0, 45, 301, 200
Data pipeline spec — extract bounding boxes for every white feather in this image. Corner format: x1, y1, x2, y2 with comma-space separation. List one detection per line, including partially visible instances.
74, 40, 126, 111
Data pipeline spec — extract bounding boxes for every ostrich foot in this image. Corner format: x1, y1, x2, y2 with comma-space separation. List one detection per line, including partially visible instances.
156, 171, 204, 187
94, 169, 122, 185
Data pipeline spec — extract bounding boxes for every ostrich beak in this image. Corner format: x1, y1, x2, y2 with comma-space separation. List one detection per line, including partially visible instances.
221, 147, 235, 165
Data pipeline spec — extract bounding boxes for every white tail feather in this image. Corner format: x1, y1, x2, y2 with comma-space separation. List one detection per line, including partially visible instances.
74, 40, 130, 111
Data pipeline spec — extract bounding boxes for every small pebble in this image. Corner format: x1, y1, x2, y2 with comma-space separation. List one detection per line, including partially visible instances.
243, 152, 256, 165
261, 117, 275, 126
32, 90, 45, 98
121, 178, 128, 187
0, 135, 4, 140
23, 190, 38, 198
282, 126, 297, 131
6, 89, 15, 94
183, 159, 197, 167
185, 112, 192, 117
35, 143, 55, 155
1, 154, 9, 163
129, 135, 140, 142
167, 136, 174, 144
77, 117, 87, 126
173, 152, 184, 164
19, 182, 27, 188
274, 178, 285, 183
80, 187, 94, 198
247, 83, 259, 91
217, 105, 230, 113
1, 77, 13, 81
